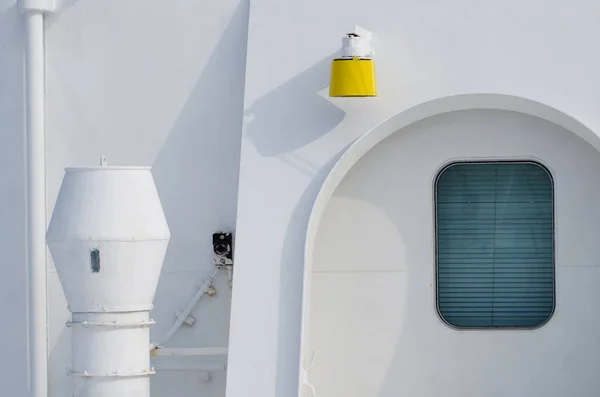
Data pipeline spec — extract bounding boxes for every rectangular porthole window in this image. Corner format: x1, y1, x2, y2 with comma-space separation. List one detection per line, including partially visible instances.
435, 161, 555, 329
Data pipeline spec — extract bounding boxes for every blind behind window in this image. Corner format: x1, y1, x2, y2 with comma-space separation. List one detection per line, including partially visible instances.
435, 162, 554, 328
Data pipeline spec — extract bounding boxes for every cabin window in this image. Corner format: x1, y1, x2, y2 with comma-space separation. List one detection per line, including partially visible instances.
435, 161, 555, 328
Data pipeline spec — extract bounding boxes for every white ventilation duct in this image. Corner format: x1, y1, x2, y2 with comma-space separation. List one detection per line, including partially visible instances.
47, 165, 170, 397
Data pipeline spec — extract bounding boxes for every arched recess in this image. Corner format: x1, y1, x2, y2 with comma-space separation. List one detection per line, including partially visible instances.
298, 93, 600, 395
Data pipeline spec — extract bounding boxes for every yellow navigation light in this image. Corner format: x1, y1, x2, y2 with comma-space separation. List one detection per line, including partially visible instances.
329, 27, 377, 98
329, 57, 377, 97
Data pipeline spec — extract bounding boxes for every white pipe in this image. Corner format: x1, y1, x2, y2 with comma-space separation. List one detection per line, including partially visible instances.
65, 312, 157, 397
151, 347, 229, 357
21, 2, 53, 395
151, 268, 220, 348
151, 363, 226, 372
150, 364, 225, 383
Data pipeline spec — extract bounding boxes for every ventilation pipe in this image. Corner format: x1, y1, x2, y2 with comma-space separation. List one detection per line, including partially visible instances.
20, 1, 55, 396
46, 164, 170, 397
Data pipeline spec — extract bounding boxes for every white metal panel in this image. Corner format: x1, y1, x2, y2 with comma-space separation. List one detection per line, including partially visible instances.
232, 0, 600, 394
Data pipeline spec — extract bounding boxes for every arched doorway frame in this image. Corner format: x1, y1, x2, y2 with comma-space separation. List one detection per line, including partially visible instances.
298, 93, 600, 395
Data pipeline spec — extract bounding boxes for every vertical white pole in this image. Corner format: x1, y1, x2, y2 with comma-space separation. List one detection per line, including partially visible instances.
21, 2, 53, 395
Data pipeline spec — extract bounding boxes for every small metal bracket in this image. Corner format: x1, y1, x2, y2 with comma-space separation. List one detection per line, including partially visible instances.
175, 309, 195, 326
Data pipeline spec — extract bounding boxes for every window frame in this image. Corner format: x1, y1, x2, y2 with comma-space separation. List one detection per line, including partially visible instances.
433, 159, 556, 330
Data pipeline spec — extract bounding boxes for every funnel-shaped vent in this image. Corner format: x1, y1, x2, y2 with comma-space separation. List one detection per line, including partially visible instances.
47, 166, 170, 313
47, 166, 170, 397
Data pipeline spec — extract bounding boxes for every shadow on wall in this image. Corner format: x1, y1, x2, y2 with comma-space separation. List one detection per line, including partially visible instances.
275, 144, 352, 397
244, 53, 344, 157
0, 4, 29, 393
151, 0, 249, 276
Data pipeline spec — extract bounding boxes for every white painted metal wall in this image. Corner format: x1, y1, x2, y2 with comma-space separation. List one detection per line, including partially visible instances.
230, 1, 600, 397
45, 1, 249, 396
0, 2, 28, 393
305, 109, 600, 397
0, 0, 248, 396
